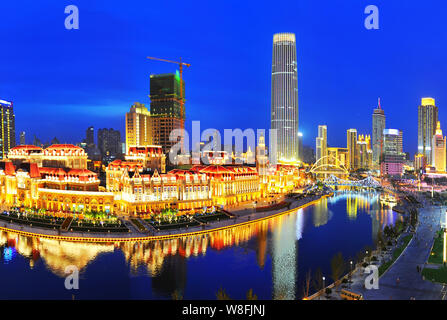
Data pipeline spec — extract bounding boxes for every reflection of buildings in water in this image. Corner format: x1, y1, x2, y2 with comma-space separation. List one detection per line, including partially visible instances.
370, 206, 402, 244
0, 231, 114, 277
151, 254, 187, 297
296, 209, 304, 240
0, 206, 306, 292
329, 190, 378, 220
270, 213, 297, 300
255, 221, 269, 269
312, 198, 329, 227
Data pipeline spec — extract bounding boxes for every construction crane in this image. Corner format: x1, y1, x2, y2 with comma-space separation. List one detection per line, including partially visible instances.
147, 56, 190, 120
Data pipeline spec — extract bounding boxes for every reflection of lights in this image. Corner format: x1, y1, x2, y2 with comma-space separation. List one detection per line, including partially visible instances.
296, 209, 304, 240
3, 247, 16, 262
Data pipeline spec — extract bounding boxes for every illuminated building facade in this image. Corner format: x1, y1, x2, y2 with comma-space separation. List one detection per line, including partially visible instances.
149, 73, 185, 154
111, 168, 212, 215
126, 103, 153, 148
125, 146, 166, 173
8, 144, 87, 169
327, 147, 348, 168
432, 121, 446, 172
271, 33, 299, 162
357, 134, 373, 170
0, 100, 15, 159
347, 129, 357, 170
418, 97, 438, 164
381, 129, 405, 176
0, 159, 113, 213
372, 98, 385, 166
190, 164, 261, 206
414, 153, 426, 172
316, 125, 327, 165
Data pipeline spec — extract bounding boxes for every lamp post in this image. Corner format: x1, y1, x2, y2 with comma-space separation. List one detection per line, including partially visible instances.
350, 261, 353, 287
322, 276, 325, 297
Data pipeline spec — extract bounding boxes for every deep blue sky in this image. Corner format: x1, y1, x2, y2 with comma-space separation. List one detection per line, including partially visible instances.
1, 0, 446, 157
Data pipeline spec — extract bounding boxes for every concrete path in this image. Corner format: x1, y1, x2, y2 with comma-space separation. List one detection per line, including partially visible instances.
349, 205, 445, 300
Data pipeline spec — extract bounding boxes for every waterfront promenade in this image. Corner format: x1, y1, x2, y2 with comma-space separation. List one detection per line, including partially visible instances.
348, 204, 445, 300
0, 192, 329, 242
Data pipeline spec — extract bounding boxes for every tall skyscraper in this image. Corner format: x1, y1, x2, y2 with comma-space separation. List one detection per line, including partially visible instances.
271, 33, 299, 162
432, 121, 446, 172
98, 128, 122, 158
86, 126, 95, 146
0, 99, 15, 159
347, 129, 357, 170
372, 98, 385, 166
125, 102, 153, 150
19, 131, 25, 145
418, 97, 438, 164
316, 125, 327, 165
149, 73, 185, 154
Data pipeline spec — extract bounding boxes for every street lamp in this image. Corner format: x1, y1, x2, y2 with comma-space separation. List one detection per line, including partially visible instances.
350, 261, 353, 287
322, 276, 325, 293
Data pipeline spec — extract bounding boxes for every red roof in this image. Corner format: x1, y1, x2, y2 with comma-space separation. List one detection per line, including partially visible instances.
39, 167, 97, 182
46, 144, 82, 150
10, 145, 43, 151
199, 165, 233, 174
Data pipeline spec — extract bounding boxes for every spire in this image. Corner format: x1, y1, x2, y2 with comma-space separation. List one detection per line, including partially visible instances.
378, 97, 381, 109
436, 121, 442, 135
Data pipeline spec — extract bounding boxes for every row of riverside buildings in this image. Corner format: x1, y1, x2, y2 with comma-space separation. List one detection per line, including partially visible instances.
0, 140, 306, 215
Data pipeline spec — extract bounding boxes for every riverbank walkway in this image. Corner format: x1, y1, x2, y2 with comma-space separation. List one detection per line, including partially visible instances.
347, 204, 446, 300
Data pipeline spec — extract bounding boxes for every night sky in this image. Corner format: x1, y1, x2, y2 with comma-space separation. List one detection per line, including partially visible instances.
1, 0, 446, 157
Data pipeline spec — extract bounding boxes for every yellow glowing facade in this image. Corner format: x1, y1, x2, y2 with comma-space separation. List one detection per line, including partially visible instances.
126, 102, 153, 148
432, 121, 446, 172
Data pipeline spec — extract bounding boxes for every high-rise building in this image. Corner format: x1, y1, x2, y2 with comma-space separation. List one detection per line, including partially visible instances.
414, 153, 426, 172
418, 97, 438, 164
381, 129, 405, 176
149, 73, 185, 154
357, 134, 373, 170
19, 131, 25, 145
372, 98, 385, 166
432, 121, 446, 172
86, 126, 95, 146
0, 99, 15, 159
98, 128, 122, 158
271, 33, 299, 162
125, 102, 153, 150
316, 125, 327, 165
347, 129, 357, 170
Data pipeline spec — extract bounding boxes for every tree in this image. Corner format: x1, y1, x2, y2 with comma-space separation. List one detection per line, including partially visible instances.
312, 268, 324, 298
246, 289, 258, 300
302, 269, 312, 299
331, 252, 345, 290
216, 287, 231, 300
171, 289, 183, 300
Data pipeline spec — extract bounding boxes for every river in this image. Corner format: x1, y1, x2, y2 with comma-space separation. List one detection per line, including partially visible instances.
0, 191, 401, 299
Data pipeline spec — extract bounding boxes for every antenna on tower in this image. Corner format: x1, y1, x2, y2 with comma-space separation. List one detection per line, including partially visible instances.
378, 97, 381, 109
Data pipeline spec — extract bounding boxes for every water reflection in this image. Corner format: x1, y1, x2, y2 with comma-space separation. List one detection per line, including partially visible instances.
0, 191, 402, 299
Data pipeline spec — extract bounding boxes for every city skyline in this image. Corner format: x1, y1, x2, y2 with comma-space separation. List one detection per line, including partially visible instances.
1, 1, 447, 157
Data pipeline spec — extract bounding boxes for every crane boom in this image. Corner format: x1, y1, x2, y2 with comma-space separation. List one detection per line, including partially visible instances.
147, 56, 190, 67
